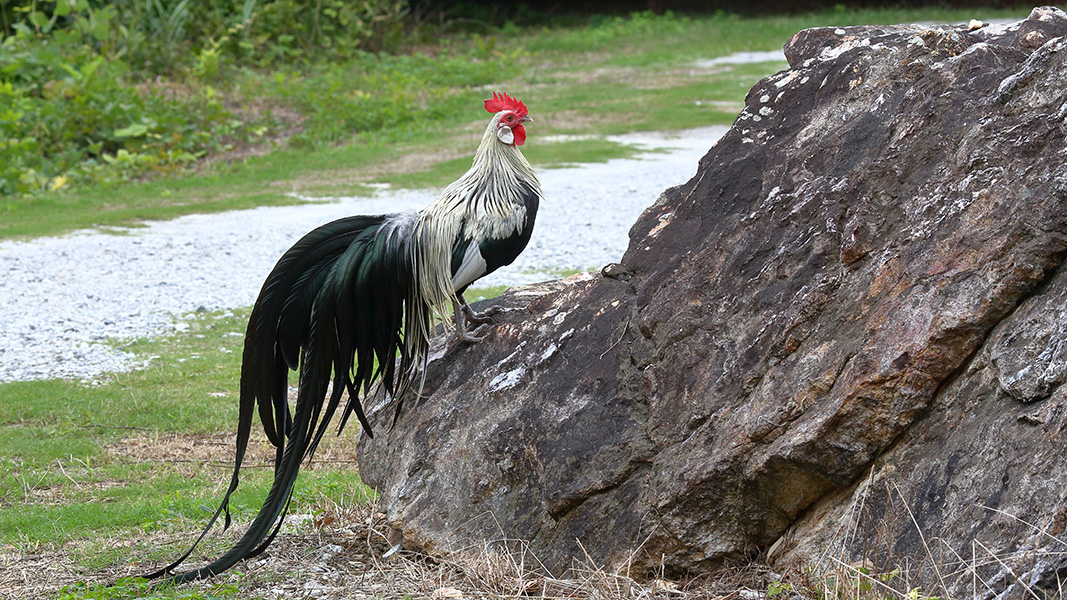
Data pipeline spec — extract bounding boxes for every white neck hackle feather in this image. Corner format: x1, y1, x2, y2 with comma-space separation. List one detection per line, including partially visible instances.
405, 111, 542, 367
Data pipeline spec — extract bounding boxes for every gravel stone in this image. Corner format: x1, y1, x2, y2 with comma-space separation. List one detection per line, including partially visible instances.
0, 126, 727, 382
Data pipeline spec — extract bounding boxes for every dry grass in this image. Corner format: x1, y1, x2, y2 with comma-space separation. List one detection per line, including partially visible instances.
2, 491, 774, 600
8, 462, 1065, 599
106, 428, 361, 475
209, 511, 776, 600
769, 469, 1067, 600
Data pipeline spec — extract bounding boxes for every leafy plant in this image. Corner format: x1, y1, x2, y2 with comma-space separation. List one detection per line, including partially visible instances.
0, 0, 271, 196
230, 0, 408, 65
767, 580, 794, 596
0, 0, 421, 198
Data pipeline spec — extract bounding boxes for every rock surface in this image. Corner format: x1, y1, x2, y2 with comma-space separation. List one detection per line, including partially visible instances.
358, 8, 1067, 596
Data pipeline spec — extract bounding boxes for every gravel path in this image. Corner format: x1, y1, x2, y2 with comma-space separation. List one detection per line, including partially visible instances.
0, 125, 729, 382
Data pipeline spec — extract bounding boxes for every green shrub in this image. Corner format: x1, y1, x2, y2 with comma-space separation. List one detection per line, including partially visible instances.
0, 0, 428, 198
224, 0, 409, 65
0, 0, 270, 196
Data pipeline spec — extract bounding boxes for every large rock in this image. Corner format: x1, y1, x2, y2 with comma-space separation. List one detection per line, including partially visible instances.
358, 8, 1067, 596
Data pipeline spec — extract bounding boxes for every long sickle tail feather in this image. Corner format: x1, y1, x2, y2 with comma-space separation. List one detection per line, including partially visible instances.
145, 212, 427, 583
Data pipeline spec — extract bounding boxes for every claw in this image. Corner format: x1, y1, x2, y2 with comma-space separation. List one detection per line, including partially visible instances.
455, 326, 486, 343
463, 303, 499, 325
453, 293, 501, 341
453, 296, 492, 343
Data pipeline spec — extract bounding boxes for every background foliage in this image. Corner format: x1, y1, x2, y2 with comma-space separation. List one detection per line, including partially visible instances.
0, 0, 1026, 203
0, 0, 419, 196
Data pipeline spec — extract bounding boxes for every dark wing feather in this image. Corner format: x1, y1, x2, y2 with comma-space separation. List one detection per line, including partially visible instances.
146, 212, 421, 584
478, 183, 539, 275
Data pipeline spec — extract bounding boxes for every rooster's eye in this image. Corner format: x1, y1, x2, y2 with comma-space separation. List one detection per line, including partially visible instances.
506, 115, 514, 122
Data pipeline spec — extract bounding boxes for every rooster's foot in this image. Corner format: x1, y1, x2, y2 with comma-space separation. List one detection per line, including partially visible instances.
455, 325, 487, 343
463, 304, 499, 325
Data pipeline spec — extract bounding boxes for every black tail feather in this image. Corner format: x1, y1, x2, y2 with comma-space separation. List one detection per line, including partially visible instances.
146, 212, 424, 583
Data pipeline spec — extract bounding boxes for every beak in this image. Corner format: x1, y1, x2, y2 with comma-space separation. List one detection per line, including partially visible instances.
520, 115, 533, 124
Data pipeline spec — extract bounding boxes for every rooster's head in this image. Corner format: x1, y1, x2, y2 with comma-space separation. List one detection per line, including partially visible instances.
484, 92, 532, 147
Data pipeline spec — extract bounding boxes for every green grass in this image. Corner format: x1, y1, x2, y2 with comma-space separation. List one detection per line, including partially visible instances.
0, 310, 249, 541
0, 314, 343, 554
375, 137, 646, 190
57, 578, 241, 600
466, 284, 511, 303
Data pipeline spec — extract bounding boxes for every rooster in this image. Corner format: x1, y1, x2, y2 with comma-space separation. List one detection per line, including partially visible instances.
145, 92, 540, 583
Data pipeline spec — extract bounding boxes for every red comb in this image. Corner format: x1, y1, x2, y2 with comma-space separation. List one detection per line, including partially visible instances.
484, 92, 528, 116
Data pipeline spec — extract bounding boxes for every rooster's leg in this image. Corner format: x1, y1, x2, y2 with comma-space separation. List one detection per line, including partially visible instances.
452, 297, 486, 343
459, 293, 498, 324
